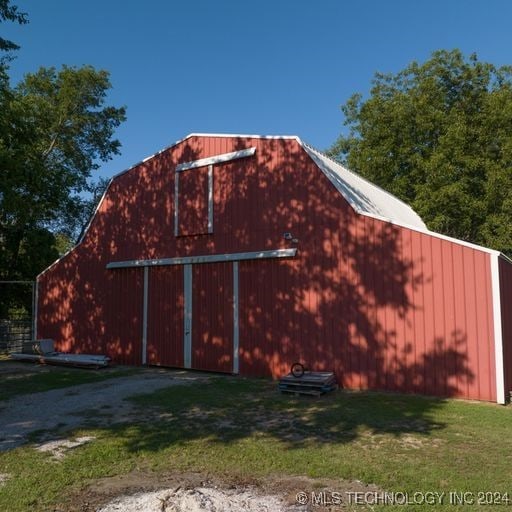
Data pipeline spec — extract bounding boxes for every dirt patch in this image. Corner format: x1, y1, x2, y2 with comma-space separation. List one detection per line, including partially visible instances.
98, 486, 304, 512
62, 471, 380, 511
0, 473, 9, 486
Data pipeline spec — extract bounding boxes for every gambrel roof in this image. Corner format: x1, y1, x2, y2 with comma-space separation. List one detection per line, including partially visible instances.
301, 143, 427, 230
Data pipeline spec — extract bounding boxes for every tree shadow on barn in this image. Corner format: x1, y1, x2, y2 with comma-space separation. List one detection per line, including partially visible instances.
215, 137, 477, 400
37, 133, 480, 451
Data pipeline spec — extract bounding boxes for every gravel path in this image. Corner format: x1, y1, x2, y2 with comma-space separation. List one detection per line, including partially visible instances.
0, 370, 203, 451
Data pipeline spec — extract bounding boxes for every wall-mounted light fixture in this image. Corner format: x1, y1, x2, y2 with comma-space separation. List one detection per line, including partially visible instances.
283, 232, 299, 244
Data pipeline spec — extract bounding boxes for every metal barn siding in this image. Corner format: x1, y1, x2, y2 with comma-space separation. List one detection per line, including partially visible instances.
37, 133, 503, 402
37, 252, 143, 365
146, 266, 184, 367
237, 209, 496, 401
177, 165, 210, 236
499, 256, 512, 401
341, 217, 497, 402
191, 262, 234, 372
103, 268, 143, 365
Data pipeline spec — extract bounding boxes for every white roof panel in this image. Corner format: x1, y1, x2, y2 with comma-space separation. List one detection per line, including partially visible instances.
301, 143, 427, 230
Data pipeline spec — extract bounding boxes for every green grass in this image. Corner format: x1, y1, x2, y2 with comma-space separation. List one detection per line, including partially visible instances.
0, 362, 138, 401
1, 374, 512, 511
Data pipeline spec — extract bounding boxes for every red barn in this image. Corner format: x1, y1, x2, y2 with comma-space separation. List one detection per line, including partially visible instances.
36, 133, 512, 403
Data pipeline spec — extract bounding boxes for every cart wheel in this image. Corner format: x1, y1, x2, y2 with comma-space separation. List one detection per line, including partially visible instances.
291, 362, 305, 378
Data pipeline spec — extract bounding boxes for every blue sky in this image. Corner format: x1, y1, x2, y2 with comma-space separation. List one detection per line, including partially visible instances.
3, 0, 512, 179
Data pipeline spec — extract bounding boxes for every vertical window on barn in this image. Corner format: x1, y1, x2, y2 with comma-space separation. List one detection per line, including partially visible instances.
175, 164, 213, 236
174, 146, 256, 237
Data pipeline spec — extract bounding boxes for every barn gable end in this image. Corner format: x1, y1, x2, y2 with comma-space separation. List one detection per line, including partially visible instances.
36, 133, 512, 403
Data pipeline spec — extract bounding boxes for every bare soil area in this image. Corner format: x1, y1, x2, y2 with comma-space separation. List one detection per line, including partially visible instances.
62, 470, 379, 512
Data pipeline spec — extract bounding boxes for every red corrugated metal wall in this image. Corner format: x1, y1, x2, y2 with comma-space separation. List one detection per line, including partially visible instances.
38, 261, 143, 365
147, 266, 184, 367
237, 217, 495, 401
192, 262, 233, 372
103, 269, 143, 365
178, 166, 209, 236
499, 257, 512, 399
37, 134, 499, 401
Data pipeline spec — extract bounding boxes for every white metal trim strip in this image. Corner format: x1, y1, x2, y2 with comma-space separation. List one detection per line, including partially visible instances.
491, 254, 506, 404
183, 264, 192, 369
176, 147, 256, 172
174, 172, 179, 236
233, 261, 239, 374
208, 164, 213, 233
106, 248, 297, 269
142, 267, 149, 365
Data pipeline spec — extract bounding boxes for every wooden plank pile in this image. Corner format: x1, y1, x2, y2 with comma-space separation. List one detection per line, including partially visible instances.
10, 339, 110, 369
278, 371, 338, 396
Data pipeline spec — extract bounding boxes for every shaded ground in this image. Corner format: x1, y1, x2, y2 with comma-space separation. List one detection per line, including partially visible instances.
0, 361, 140, 400
0, 363, 207, 451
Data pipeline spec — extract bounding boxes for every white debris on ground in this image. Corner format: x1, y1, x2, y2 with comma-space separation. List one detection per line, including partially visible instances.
98, 486, 307, 512
36, 436, 95, 459
0, 473, 9, 486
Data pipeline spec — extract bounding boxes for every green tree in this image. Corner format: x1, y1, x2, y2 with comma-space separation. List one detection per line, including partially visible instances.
329, 49, 512, 256
0, 65, 126, 281
0, 2, 125, 320
0, 0, 28, 53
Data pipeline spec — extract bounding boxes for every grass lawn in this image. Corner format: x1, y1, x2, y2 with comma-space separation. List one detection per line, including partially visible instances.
1, 370, 511, 510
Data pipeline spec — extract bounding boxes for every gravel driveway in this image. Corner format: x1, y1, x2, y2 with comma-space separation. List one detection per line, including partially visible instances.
0, 367, 205, 452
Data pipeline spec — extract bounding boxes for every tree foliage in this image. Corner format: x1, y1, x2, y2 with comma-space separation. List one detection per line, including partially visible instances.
329, 49, 512, 256
0, 0, 27, 54
0, 2, 125, 319
0, 65, 126, 281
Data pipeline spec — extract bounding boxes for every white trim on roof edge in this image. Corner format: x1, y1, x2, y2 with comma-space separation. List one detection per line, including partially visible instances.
37, 177, 115, 278
491, 254, 506, 404
37, 134, 298, 279
38, 132, 505, 280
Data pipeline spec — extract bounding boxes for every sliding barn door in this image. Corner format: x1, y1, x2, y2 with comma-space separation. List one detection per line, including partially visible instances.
191, 262, 234, 373
146, 266, 184, 367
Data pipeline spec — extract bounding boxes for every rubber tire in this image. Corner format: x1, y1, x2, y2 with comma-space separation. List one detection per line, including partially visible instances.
291, 362, 305, 378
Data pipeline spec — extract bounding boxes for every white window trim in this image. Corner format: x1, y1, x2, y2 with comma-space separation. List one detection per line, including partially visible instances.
174, 147, 256, 237
176, 147, 256, 171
